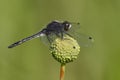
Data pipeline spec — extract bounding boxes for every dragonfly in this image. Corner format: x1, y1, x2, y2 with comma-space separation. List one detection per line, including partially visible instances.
8, 20, 94, 48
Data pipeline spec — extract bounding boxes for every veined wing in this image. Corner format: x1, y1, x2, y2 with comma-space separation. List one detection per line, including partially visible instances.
67, 23, 94, 47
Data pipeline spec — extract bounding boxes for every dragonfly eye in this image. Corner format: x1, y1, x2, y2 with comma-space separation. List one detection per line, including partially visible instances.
62, 21, 71, 31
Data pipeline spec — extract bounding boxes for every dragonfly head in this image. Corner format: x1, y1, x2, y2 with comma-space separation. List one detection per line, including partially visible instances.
62, 21, 72, 31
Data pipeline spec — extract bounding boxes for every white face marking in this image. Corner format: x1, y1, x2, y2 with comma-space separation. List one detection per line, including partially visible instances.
69, 24, 72, 29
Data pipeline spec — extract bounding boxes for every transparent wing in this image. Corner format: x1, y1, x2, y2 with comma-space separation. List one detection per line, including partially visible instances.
67, 23, 94, 47
40, 32, 60, 47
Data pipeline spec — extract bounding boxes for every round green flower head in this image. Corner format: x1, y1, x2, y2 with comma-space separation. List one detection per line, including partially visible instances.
50, 35, 80, 64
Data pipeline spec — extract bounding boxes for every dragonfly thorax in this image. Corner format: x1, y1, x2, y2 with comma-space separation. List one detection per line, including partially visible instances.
43, 21, 72, 36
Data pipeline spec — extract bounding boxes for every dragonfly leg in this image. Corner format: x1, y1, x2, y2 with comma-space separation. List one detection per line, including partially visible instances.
60, 32, 64, 39
64, 32, 73, 37
46, 35, 53, 44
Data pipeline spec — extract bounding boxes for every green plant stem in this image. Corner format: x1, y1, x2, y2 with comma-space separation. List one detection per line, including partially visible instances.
60, 63, 66, 80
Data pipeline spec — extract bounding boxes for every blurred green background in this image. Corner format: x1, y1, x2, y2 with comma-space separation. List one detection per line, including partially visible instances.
0, 0, 120, 80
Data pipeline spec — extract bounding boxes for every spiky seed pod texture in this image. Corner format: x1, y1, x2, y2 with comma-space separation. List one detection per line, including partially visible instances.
50, 35, 80, 64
